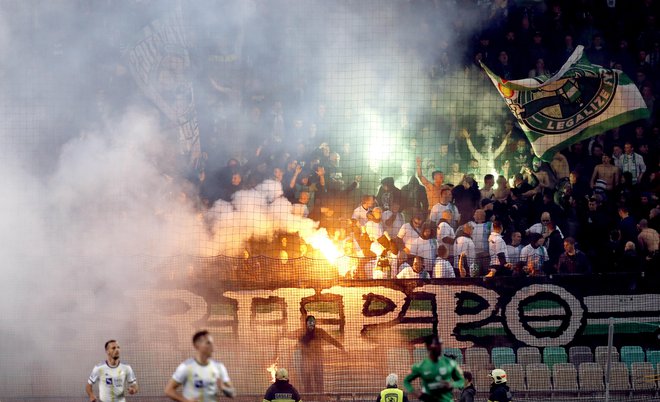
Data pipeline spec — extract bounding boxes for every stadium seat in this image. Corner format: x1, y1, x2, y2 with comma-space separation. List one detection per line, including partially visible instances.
491, 347, 515, 367
606, 361, 631, 395
646, 350, 660, 367
621, 346, 645, 369
631, 362, 657, 394
443, 347, 463, 364
568, 346, 593, 367
526, 363, 552, 397
543, 346, 567, 369
595, 346, 619, 368
552, 363, 578, 396
578, 362, 605, 395
501, 363, 525, 392
517, 346, 541, 368
465, 347, 492, 370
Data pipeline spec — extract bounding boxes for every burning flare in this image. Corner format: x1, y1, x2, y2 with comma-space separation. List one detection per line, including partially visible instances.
266, 357, 279, 383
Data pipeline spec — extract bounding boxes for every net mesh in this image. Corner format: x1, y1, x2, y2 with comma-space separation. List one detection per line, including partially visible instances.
0, 0, 659, 401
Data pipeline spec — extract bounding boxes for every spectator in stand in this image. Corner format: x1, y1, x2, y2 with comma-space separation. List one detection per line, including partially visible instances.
409, 221, 438, 274
292, 191, 310, 218
527, 212, 564, 239
528, 58, 549, 78
493, 175, 511, 202
620, 142, 647, 185
619, 241, 642, 272
591, 153, 620, 192
434, 244, 455, 278
511, 172, 536, 200
637, 219, 659, 259
397, 255, 429, 279
365, 207, 384, 243
430, 188, 460, 227
550, 151, 570, 182
452, 175, 480, 226
545, 221, 565, 271
284, 162, 303, 202
618, 206, 638, 246
416, 156, 446, 210
467, 209, 491, 256
352, 194, 375, 227
454, 224, 476, 277
520, 233, 549, 276
382, 201, 405, 239
401, 175, 428, 221
398, 212, 424, 254
446, 163, 465, 187
557, 237, 591, 275
376, 177, 403, 212
486, 220, 510, 277
579, 197, 610, 266
506, 231, 523, 265
480, 174, 495, 202
585, 33, 608, 67
437, 210, 456, 258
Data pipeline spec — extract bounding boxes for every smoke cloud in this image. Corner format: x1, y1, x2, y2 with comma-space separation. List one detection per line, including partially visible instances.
0, 0, 503, 397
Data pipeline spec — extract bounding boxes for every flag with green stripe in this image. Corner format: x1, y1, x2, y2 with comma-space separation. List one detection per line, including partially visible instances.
481, 45, 649, 161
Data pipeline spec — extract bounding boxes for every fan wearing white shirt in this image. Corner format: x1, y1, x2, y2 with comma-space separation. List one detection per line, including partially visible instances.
454, 224, 476, 276
165, 330, 235, 402
433, 244, 455, 278
352, 194, 375, 226
506, 231, 523, 265
519, 233, 548, 276
397, 214, 424, 254
467, 209, 490, 254
437, 210, 456, 256
429, 188, 460, 227
86, 340, 138, 402
408, 221, 438, 274
397, 255, 430, 279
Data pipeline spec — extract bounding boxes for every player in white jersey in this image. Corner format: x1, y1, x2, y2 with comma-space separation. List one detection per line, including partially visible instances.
86, 339, 138, 402
165, 330, 236, 402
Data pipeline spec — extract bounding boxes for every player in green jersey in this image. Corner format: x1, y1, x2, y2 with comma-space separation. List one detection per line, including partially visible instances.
403, 336, 464, 402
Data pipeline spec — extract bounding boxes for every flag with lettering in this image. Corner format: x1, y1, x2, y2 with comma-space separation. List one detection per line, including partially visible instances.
481, 45, 649, 161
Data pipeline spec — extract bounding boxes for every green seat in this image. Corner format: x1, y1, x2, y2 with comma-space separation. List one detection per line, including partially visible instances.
621, 346, 645, 369
645, 350, 660, 367
443, 347, 463, 364
492, 347, 516, 367
543, 346, 567, 369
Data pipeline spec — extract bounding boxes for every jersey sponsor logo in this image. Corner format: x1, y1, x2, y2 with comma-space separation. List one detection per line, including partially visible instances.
194, 379, 204, 389
105, 377, 113, 385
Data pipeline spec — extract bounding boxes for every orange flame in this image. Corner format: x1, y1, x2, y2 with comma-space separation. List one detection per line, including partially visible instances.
266, 357, 279, 383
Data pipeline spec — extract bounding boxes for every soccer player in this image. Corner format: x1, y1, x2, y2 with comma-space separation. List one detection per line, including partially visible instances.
86, 339, 138, 402
165, 330, 236, 402
403, 336, 464, 402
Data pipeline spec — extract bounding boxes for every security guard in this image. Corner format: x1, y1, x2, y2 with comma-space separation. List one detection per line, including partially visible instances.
376, 373, 409, 402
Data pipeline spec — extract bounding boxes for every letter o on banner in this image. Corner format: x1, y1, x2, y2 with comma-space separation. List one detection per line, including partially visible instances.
503, 284, 585, 347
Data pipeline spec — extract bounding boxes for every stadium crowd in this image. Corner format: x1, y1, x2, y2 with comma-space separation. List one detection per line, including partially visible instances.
181, 0, 660, 278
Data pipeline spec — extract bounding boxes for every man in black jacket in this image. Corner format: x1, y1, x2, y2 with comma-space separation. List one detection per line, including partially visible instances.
263, 368, 302, 402
488, 369, 512, 402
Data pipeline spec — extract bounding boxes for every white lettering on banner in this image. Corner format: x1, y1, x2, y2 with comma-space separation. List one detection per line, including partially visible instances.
419, 285, 500, 348
322, 286, 407, 346
134, 289, 207, 346
503, 284, 583, 347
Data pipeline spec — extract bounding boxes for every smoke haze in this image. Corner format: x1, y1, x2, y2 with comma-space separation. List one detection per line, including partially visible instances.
0, 0, 504, 397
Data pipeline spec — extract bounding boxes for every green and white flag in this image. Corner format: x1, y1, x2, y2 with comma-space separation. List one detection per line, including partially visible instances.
481, 46, 649, 161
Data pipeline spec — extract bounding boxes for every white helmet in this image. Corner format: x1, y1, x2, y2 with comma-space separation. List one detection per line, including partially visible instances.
490, 369, 507, 384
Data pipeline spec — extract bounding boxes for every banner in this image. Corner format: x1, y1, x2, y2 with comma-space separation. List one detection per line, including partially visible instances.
481, 46, 649, 161
124, 1, 201, 166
